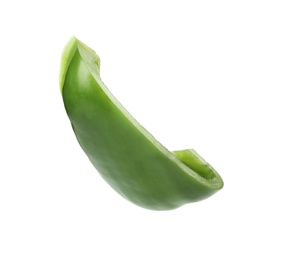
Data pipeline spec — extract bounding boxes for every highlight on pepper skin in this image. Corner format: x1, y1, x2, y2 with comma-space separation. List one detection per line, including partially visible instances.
60, 36, 224, 210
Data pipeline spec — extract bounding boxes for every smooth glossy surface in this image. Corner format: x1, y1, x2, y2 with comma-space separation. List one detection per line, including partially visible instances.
60, 37, 224, 210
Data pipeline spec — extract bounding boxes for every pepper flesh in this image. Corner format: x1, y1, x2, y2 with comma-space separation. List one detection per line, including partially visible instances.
60, 37, 224, 210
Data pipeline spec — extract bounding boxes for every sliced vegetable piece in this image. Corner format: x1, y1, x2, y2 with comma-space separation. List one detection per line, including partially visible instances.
60, 36, 224, 210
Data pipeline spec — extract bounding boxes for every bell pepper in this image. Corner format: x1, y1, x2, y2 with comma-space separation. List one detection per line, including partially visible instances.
60, 36, 224, 210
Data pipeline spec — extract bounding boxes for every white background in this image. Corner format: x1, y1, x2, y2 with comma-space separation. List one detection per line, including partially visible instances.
0, 1, 287, 259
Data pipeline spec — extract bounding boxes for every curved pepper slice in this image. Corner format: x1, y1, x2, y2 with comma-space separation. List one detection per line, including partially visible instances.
60, 37, 224, 210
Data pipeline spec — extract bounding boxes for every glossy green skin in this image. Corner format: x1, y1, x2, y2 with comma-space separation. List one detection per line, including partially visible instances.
61, 37, 223, 210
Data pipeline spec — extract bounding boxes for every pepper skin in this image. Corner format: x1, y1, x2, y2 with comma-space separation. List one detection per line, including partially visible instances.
60, 37, 224, 210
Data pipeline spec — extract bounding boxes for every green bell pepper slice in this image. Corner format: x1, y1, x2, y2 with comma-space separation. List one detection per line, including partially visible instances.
60, 37, 223, 210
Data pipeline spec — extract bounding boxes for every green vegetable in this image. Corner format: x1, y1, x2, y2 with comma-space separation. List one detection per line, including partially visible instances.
60, 36, 224, 210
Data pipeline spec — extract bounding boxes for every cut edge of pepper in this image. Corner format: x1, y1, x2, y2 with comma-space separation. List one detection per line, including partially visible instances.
173, 149, 224, 188
59, 36, 80, 95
